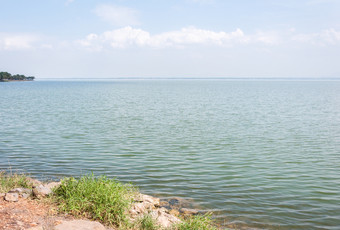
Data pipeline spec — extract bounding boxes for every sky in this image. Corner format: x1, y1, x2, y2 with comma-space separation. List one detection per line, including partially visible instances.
0, 0, 340, 79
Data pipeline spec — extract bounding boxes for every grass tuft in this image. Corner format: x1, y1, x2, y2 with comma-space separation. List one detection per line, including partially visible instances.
53, 174, 137, 227
135, 214, 159, 230
0, 171, 33, 193
173, 214, 218, 230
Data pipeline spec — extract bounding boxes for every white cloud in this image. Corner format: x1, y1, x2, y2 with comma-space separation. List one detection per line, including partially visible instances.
151, 27, 248, 47
77, 27, 250, 50
292, 28, 340, 45
0, 33, 40, 50
252, 31, 282, 45
94, 4, 140, 27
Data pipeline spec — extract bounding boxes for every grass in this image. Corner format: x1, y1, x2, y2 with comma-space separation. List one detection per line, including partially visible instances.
130, 213, 218, 230
0, 171, 33, 193
173, 214, 219, 230
132, 214, 160, 230
53, 174, 138, 227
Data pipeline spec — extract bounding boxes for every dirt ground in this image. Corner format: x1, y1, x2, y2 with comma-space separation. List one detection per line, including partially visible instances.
0, 197, 68, 230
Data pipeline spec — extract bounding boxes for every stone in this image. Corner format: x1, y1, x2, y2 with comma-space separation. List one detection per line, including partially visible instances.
160, 200, 169, 207
4, 192, 19, 202
21, 192, 31, 199
180, 208, 199, 215
129, 193, 162, 219
33, 184, 52, 198
130, 202, 147, 216
164, 197, 189, 209
0, 193, 5, 198
169, 209, 180, 216
9, 187, 32, 198
9, 187, 31, 193
46, 181, 61, 190
54, 220, 106, 230
26, 178, 43, 187
150, 209, 181, 228
135, 194, 160, 207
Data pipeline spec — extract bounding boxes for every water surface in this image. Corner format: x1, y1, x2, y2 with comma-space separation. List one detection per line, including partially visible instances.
1, 80, 340, 229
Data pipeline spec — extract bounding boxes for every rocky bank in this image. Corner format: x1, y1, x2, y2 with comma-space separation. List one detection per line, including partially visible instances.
0, 177, 201, 230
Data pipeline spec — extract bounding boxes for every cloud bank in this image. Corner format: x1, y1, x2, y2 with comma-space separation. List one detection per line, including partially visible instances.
1, 28, 340, 51
0, 33, 40, 50
76, 27, 340, 50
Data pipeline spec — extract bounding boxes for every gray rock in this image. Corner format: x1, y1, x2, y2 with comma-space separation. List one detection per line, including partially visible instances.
135, 194, 160, 206
129, 194, 161, 219
9, 187, 31, 194
26, 177, 43, 187
21, 192, 31, 199
5, 192, 19, 202
54, 220, 106, 230
150, 209, 181, 228
9, 187, 32, 199
33, 184, 52, 198
46, 181, 62, 190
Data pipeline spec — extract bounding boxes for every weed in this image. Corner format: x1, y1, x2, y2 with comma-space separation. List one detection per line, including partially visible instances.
134, 214, 160, 230
0, 171, 33, 193
173, 214, 218, 230
54, 174, 137, 227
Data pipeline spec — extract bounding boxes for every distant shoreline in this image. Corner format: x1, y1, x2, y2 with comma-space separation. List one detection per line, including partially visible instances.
35, 77, 340, 82
0, 79, 34, 82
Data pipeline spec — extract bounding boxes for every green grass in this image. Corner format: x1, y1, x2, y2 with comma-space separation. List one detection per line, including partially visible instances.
173, 214, 219, 230
53, 174, 138, 227
0, 171, 33, 193
133, 214, 160, 230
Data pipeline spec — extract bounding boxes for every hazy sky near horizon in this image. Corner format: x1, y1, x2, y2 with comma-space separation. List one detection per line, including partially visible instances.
1, 0, 340, 78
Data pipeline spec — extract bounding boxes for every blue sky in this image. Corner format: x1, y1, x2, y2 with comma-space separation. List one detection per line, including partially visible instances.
1, 0, 340, 78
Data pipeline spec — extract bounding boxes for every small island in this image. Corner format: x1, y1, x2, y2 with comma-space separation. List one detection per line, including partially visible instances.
0, 71, 35, 82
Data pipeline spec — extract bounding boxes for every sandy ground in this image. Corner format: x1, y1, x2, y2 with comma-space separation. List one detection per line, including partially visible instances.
0, 197, 71, 230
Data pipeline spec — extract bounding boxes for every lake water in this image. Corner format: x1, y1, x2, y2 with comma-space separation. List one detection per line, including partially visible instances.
1, 79, 340, 229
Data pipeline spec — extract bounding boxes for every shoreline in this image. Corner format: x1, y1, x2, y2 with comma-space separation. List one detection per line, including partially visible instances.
0, 172, 220, 230
0, 80, 34, 82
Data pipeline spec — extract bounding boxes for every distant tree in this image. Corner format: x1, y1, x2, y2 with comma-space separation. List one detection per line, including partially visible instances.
0, 72, 12, 81
0, 71, 35, 81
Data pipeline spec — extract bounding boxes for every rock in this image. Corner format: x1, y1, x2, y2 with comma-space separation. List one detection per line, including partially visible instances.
135, 194, 160, 206
54, 220, 106, 230
9, 187, 32, 199
169, 209, 180, 216
130, 193, 161, 218
160, 200, 170, 207
0, 193, 5, 198
130, 202, 147, 216
165, 197, 189, 209
150, 209, 181, 228
21, 192, 31, 199
9, 187, 31, 194
180, 208, 199, 215
33, 184, 52, 198
46, 181, 61, 190
26, 177, 43, 187
4, 192, 19, 202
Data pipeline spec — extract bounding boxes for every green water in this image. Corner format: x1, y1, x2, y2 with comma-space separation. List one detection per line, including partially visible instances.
1, 80, 340, 229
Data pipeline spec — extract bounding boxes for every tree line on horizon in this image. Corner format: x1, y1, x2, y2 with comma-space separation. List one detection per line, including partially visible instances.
0, 71, 35, 81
